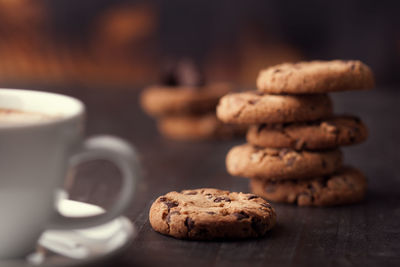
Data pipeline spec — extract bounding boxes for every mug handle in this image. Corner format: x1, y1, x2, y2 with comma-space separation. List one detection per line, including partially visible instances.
48, 135, 140, 230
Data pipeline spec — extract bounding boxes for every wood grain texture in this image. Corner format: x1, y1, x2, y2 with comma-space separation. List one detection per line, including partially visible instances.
27, 85, 400, 267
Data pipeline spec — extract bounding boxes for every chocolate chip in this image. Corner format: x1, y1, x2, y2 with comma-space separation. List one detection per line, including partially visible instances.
185, 217, 195, 232
260, 203, 272, 209
258, 124, 267, 133
273, 69, 281, 73
164, 201, 179, 210
185, 191, 198, 195
321, 176, 330, 187
348, 128, 357, 142
248, 99, 259, 105
206, 211, 216, 215
233, 211, 250, 220
205, 193, 213, 199
226, 197, 234, 202
214, 197, 223, 203
166, 211, 180, 223
350, 64, 355, 70
251, 217, 266, 235
286, 156, 296, 166
214, 197, 231, 203
307, 184, 316, 193
159, 197, 167, 202
248, 195, 259, 200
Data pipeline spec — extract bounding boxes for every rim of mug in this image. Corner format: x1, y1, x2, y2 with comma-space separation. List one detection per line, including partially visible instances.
0, 88, 85, 130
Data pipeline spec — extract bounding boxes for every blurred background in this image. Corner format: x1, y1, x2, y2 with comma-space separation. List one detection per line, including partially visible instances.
0, 0, 399, 89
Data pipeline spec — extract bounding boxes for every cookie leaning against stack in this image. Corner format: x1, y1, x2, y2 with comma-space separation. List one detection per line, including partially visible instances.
217, 60, 374, 206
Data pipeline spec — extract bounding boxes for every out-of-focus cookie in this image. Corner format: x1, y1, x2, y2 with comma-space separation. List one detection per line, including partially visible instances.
226, 144, 342, 180
149, 188, 276, 240
157, 114, 246, 140
216, 91, 332, 124
247, 115, 368, 150
257, 60, 375, 94
140, 83, 231, 117
250, 167, 367, 206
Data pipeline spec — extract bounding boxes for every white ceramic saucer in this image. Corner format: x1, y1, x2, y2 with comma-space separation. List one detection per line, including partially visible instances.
1, 199, 135, 267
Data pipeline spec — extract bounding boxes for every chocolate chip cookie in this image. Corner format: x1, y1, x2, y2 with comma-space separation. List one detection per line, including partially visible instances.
157, 114, 246, 140
149, 188, 276, 240
257, 60, 375, 94
216, 91, 332, 124
226, 144, 342, 180
250, 166, 367, 206
247, 115, 368, 150
140, 83, 231, 117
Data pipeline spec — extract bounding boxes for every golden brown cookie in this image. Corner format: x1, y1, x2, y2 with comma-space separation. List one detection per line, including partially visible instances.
247, 115, 368, 150
149, 188, 276, 240
226, 144, 342, 180
250, 167, 367, 206
140, 83, 231, 117
257, 60, 375, 94
157, 114, 246, 140
216, 91, 332, 124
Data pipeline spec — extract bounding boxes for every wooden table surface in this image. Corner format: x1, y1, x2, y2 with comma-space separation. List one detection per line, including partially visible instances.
31, 85, 400, 267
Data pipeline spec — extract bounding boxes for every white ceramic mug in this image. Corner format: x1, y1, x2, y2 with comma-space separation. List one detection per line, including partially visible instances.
0, 89, 140, 259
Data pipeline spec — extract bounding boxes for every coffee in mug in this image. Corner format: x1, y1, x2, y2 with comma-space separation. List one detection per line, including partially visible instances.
0, 108, 56, 125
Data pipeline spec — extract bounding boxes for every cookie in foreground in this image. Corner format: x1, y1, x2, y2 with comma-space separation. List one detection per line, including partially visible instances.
149, 188, 276, 240
250, 167, 367, 206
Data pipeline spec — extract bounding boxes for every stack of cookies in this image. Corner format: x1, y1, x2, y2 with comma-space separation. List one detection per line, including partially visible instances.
217, 60, 374, 206
140, 60, 245, 140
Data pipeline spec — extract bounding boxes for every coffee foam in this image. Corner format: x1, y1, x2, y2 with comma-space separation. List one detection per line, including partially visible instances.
0, 108, 55, 125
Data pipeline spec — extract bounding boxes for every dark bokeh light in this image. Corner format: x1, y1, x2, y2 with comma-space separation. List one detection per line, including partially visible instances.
0, 0, 398, 88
